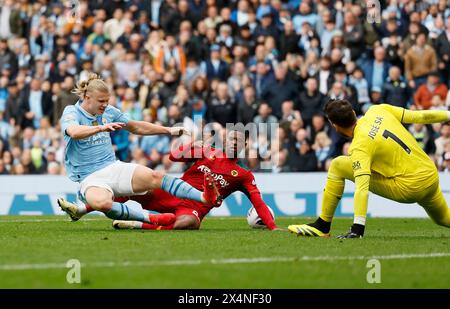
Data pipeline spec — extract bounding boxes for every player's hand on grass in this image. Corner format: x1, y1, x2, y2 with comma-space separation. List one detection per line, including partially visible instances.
100, 122, 126, 132
336, 231, 363, 239
170, 126, 190, 136
337, 224, 364, 239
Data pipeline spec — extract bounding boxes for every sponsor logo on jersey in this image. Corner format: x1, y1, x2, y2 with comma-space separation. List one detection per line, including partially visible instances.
352, 161, 362, 171
231, 170, 238, 177
197, 165, 230, 188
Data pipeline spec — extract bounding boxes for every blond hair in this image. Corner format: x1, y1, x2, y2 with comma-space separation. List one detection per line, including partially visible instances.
72, 73, 110, 99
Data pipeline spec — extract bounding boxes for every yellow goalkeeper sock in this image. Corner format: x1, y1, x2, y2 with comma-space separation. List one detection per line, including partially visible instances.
319, 177, 345, 222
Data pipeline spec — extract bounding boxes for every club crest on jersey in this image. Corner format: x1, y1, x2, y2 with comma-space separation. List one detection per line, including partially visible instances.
231, 170, 238, 177
352, 161, 362, 171
208, 155, 216, 161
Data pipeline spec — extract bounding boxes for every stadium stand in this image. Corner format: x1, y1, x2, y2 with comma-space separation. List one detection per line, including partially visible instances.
0, 0, 449, 175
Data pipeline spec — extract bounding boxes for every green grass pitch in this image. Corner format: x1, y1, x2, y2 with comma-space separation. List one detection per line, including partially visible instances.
0, 216, 449, 289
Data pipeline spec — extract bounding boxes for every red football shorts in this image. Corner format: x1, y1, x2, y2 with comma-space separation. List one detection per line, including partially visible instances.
117, 189, 211, 223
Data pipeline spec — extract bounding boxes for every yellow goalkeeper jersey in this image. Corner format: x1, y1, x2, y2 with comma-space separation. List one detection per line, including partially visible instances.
348, 104, 439, 189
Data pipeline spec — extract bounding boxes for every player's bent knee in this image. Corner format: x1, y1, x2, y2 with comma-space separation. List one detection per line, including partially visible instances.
85, 188, 113, 212
144, 169, 165, 189
90, 198, 113, 212
173, 216, 200, 230
150, 170, 165, 185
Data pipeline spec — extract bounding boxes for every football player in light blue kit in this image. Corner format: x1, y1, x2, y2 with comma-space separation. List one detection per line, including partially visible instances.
57, 73, 221, 224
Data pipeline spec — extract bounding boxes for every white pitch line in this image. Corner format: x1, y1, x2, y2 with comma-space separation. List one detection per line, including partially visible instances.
0, 253, 449, 271
0, 218, 105, 223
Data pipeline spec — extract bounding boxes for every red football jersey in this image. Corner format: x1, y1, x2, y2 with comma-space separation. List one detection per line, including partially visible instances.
169, 143, 277, 230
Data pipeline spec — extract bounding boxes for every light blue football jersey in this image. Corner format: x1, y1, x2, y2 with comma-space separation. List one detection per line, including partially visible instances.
60, 101, 130, 182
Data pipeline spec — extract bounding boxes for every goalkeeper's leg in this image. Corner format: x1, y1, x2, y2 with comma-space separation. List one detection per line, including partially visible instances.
288, 156, 401, 236
418, 181, 450, 228
289, 156, 354, 236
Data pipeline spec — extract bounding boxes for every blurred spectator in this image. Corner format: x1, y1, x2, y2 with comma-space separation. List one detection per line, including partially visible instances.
252, 60, 274, 99
254, 9, 278, 39
409, 123, 430, 152
253, 102, 278, 139
154, 33, 186, 75
0, 110, 13, 141
103, 8, 127, 43
293, 2, 318, 33
298, 77, 326, 127
47, 161, 61, 175
414, 72, 448, 110
208, 82, 236, 127
342, 11, 364, 60
435, 16, 450, 87
279, 20, 301, 59
141, 134, 170, 168
201, 44, 229, 81
370, 86, 384, 105
0, 38, 17, 78
19, 79, 52, 129
111, 129, 130, 162
404, 32, 438, 90
358, 46, 391, 91
115, 50, 141, 85
280, 100, 301, 124
312, 131, 332, 171
261, 63, 299, 119
315, 56, 333, 95
288, 138, 317, 172
53, 76, 78, 125
348, 67, 370, 110
382, 66, 410, 108
435, 122, 450, 159
0, 158, 7, 174
237, 85, 259, 125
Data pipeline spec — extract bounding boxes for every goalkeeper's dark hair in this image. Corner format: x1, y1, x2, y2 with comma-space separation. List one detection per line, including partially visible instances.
324, 99, 357, 128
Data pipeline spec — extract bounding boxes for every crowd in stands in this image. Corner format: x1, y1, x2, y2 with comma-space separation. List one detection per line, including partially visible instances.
0, 0, 450, 176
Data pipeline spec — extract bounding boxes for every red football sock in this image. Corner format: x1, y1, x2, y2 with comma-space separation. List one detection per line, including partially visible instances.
85, 205, 94, 213
149, 213, 176, 226
142, 223, 175, 230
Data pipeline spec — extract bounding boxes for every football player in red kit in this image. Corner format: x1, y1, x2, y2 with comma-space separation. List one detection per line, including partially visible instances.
112, 130, 277, 230
60, 130, 277, 230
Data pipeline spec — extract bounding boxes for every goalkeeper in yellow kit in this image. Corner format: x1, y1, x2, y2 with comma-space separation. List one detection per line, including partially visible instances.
288, 99, 450, 238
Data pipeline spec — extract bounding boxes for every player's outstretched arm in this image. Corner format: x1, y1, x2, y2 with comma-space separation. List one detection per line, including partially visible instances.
66, 122, 126, 140
380, 104, 450, 124
353, 174, 370, 226
125, 120, 189, 136
242, 174, 277, 230
337, 174, 370, 239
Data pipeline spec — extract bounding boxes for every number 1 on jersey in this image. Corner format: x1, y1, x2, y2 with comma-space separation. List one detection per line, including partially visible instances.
382, 130, 411, 154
